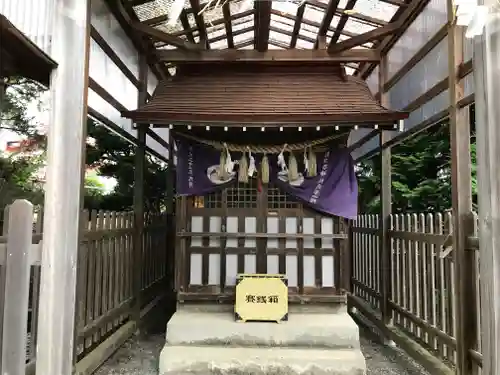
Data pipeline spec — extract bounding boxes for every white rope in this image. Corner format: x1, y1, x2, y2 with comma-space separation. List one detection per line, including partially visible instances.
175, 132, 344, 153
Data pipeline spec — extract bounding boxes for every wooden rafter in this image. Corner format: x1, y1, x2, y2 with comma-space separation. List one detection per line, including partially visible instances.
308, 0, 387, 27
222, 1, 235, 48
111, 0, 168, 79
189, 0, 209, 48
156, 48, 380, 62
329, 0, 357, 46
328, 20, 402, 53
317, 35, 327, 49
255, 0, 272, 51
270, 25, 314, 44
339, 64, 348, 81
179, 10, 195, 43
131, 21, 200, 50
290, 3, 306, 48
315, 0, 341, 49
271, 9, 357, 39
210, 26, 253, 44
269, 39, 290, 49
236, 39, 254, 49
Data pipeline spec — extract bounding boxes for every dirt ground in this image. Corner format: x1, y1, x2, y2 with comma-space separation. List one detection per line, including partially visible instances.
94, 328, 430, 375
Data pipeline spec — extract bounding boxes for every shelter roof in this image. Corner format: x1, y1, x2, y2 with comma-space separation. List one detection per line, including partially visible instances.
122, 62, 408, 124
0, 14, 57, 86
111, 0, 426, 80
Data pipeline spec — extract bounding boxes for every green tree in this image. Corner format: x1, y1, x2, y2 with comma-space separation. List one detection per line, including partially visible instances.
357, 118, 477, 214
86, 118, 169, 212
0, 154, 45, 207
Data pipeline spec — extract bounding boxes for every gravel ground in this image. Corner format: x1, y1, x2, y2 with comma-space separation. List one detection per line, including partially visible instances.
94, 329, 430, 375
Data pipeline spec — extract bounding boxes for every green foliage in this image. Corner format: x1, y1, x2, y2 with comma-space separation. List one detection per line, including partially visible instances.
0, 78, 47, 141
86, 118, 169, 212
0, 154, 45, 207
357, 118, 478, 214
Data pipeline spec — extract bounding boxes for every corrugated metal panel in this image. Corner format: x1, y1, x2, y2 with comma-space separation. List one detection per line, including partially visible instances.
124, 64, 408, 125
388, 37, 448, 111
88, 0, 167, 158
0, 0, 53, 54
366, 66, 379, 95
350, 129, 380, 161
386, 0, 448, 80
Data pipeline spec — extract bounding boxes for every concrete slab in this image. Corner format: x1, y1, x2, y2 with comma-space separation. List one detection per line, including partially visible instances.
166, 311, 360, 349
159, 346, 366, 375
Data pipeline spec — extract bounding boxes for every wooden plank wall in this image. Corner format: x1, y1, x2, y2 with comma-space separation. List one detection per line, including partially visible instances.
175, 185, 350, 304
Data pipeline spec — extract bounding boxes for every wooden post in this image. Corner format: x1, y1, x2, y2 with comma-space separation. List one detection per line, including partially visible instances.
378, 55, 392, 325
133, 55, 149, 324
35, 0, 91, 373
473, 3, 500, 374
447, 2, 475, 374
1, 200, 33, 374
166, 132, 175, 214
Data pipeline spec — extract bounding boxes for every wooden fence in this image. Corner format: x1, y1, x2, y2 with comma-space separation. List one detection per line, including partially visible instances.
350, 212, 482, 375
0, 200, 173, 375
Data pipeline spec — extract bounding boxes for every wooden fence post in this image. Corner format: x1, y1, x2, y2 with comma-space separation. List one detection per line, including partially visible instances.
1, 200, 34, 374
378, 54, 392, 326
447, 3, 476, 373
133, 54, 149, 324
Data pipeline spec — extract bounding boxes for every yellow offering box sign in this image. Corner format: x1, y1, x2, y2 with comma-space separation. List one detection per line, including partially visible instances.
234, 274, 288, 323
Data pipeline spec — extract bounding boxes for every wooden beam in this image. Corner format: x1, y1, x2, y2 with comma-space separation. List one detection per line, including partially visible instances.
317, 35, 327, 49
179, 10, 195, 43
189, 0, 209, 48
339, 64, 348, 81
290, 4, 306, 48
269, 39, 290, 49
255, 0, 272, 51
222, 1, 235, 48
328, 21, 402, 53
210, 26, 253, 44
109, 0, 167, 79
235, 39, 255, 49
133, 55, 149, 324
269, 25, 315, 44
130, 21, 200, 50
329, 0, 357, 47
156, 48, 381, 62
308, 0, 387, 27
447, 0, 475, 372
315, 0, 341, 49
474, 1, 500, 373
378, 55, 392, 326
271, 9, 357, 38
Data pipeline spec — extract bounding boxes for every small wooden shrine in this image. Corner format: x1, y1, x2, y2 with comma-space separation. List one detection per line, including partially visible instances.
123, 62, 408, 304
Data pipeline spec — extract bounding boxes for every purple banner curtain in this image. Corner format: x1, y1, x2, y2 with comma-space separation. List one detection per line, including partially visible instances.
175, 135, 358, 219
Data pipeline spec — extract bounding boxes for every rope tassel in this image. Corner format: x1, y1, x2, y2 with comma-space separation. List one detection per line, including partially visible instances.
261, 154, 270, 184
288, 152, 299, 181
248, 148, 256, 177
308, 147, 317, 177
239, 152, 248, 183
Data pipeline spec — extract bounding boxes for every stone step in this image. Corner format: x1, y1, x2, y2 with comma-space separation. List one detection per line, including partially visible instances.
166, 310, 361, 349
159, 345, 366, 375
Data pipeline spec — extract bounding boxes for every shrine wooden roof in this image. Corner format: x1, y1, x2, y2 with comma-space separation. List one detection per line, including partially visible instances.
0, 14, 57, 86
122, 63, 408, 125
109, 0, 428, 80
